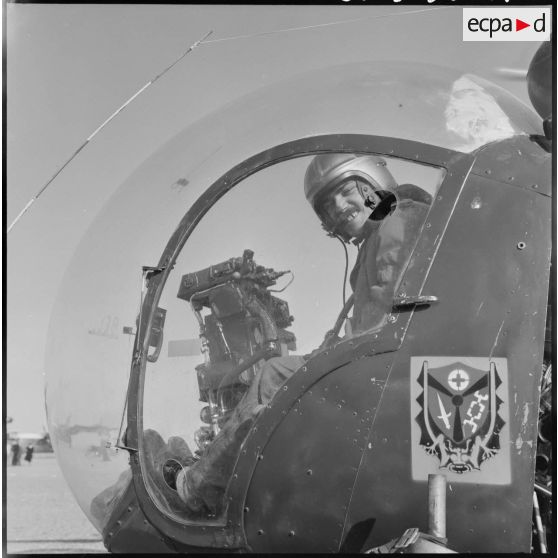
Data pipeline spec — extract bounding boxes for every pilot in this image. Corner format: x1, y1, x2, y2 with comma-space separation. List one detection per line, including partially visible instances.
174, 153, 432, 515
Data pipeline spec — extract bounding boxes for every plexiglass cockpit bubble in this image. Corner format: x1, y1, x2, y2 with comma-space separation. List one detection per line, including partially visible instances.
44, 61, 542, 532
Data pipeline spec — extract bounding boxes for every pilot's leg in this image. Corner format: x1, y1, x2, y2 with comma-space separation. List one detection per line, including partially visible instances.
175, 355, 306, 515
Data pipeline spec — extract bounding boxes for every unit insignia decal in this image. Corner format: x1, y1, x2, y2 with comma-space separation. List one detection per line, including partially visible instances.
415, 360, 505, 474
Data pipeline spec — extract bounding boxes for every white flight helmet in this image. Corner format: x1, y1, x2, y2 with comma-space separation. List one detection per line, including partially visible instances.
304, 153, 398, 241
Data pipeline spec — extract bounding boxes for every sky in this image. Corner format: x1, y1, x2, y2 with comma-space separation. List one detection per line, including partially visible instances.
6, 3, 544, 434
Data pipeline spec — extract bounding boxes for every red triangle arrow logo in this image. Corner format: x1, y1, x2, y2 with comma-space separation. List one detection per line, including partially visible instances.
516, 19, 530, 31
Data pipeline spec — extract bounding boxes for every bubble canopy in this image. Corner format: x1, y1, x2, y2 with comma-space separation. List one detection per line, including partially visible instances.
45, 61, 540, 535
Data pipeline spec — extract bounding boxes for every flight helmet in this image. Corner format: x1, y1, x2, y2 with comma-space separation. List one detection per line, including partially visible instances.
304, 153, 398, 240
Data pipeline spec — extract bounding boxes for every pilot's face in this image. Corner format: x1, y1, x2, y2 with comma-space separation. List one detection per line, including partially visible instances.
322, 180, 376, 238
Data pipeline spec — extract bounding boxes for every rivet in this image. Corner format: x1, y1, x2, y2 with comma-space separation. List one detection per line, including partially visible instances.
283, 385, 288, 391
517, 242, 526, 250
288, 530, 296, 537
306, 468, 313, 476
258, 529, 265, 536
116, 520, 122, 526
532, 184, 539, 189
301, 366, 307, 372
127, 506, 133, 512
484, 169, 491, 175
258, 454, 264, 460
425, 222, 431, 228
244, 507, 250, 513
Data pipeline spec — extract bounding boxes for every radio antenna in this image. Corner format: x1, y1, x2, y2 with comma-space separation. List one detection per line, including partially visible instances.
8, 30, 213, 233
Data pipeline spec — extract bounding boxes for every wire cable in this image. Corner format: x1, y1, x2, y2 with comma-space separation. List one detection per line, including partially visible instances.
8, 30, 213, 233
335, 234, 350, 307
8, 5, 451, 232
202, 7, 450, 45
269, 271, 295, 293
533, 491, 548, 553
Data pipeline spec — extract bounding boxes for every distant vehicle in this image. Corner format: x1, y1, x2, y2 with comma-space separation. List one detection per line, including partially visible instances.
45, 40, 552, 553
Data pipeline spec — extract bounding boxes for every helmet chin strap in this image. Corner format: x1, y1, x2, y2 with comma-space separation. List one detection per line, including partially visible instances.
323, 222, 351, 243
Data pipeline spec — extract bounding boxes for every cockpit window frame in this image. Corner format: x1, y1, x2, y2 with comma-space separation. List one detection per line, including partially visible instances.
125, 134, 475, 549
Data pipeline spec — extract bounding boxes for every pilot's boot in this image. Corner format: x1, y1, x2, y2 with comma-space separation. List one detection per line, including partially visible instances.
175, 414, 257, 515
175, 355, 305, 515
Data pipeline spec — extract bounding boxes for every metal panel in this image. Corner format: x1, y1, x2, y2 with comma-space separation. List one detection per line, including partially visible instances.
242, 353, 393, 553
342, 137, 551, 553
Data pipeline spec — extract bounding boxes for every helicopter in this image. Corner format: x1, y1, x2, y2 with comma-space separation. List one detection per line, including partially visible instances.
31, 9, 552, 555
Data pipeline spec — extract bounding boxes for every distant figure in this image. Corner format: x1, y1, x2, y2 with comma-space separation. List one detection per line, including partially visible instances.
11, 441, 21, 466
24, 444, 34, 465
